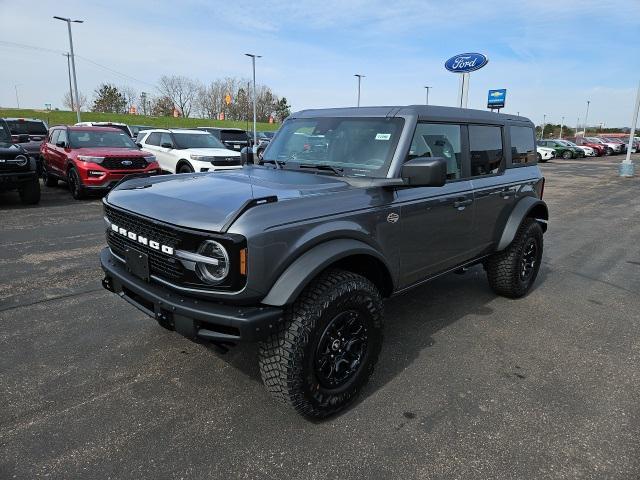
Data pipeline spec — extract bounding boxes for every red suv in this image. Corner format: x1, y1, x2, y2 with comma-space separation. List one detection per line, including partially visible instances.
566, 137, 606, 156
41, 126, 160, 199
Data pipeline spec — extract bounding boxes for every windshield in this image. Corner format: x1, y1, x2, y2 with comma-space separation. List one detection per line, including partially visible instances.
69, 130, 137, 149
173, 132, 226, 149
6, 120, 48, 136
263, 117, 404, 177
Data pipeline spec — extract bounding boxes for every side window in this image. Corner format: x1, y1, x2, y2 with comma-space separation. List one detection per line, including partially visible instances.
160, 133, 173, 147
408, 123, 463, 181
510, 126, 537, 165
468, 125, 503, 176
49, 130, 60, 145
146, 132, 161, 146
58, 129, 68, 145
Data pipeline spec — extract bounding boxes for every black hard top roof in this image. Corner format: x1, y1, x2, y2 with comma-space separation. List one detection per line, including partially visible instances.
291, 105, 532, 125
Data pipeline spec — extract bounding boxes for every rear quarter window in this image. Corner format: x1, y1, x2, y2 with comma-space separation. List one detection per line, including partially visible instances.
510, 126, 537, 165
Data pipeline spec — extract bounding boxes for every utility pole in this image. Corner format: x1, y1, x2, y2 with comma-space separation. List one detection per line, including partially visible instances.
354, 74, 365, 107
245, 53, 261, 148
424, 86, 432, 105
620, 80, 639, 177
54, 16, 84, 123
559, 116, 565, 139
63, 53, 74, 112
583, 100, 590, 136
140, 91, 147, 115
14, 85, 20, 109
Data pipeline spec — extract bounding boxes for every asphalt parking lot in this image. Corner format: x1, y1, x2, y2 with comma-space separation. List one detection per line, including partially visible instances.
1, 155, 639, 479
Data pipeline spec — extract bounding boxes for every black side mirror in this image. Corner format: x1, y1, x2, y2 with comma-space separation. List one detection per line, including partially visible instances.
401, 157, 447, 187
136, 142, 143, 148
55, 141, 67, 148
161, 142, 173, 149
240, 146, 254, 165
18, 134, 30, 143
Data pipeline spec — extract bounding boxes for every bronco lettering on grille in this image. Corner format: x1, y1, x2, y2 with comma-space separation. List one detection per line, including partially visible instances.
111, 223, 174, 255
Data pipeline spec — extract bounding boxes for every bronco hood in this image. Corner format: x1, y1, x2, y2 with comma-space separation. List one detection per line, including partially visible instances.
105, 166, 352, 232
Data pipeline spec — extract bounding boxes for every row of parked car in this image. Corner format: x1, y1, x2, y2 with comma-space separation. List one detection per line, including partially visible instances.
535, 135, 638, 162
0, 117, 277, 204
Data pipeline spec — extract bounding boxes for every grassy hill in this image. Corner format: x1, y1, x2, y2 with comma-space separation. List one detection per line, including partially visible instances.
0, 108, 279, 131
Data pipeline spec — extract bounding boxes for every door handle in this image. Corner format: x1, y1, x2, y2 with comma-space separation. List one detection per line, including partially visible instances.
490, 188, 516, 198
453, 198, 473, 208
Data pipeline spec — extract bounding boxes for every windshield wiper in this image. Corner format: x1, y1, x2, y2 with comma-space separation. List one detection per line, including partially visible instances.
298, 164, 344, 177
261, 158, 286, 169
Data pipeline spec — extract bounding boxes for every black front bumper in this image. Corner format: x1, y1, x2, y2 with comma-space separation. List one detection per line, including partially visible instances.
100, 247, 283, 343
0, 170, 38, 189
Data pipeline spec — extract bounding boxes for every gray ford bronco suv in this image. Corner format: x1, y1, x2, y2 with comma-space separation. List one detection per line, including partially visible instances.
100, 106, 548, 418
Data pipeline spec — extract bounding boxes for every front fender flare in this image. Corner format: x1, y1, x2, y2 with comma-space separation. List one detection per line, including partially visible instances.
497, 197, 548, 251
261, 238, 391, 307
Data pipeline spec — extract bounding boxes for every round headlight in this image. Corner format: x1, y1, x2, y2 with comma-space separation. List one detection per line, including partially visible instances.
195, 240, 229, 284
15, 155, 28, 167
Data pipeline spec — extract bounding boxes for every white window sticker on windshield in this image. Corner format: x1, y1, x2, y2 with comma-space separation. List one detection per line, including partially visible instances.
375, 133, 391, 140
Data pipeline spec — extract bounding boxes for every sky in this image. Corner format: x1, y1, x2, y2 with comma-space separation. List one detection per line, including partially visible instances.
0, 0, 638, 127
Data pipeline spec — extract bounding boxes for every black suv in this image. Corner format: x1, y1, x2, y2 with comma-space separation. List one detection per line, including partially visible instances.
0, 118, 41, 204
196, 127, 251, 151
101, 106, 547, 418
4, 118, 48, 171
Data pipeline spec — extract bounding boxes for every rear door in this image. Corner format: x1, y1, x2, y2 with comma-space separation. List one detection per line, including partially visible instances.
42, 129, 60, 173
468, 124, 515, 256
397, 122, 476, 287
142, 132, 173, 172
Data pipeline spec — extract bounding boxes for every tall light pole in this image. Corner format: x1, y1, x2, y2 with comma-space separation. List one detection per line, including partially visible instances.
559, 116, 565, 139
576, 117, 580, 136
63, 53, 74, 112
424, 86, 432, 105
540, 114, 546, 140
245, 53, 261, 148
354, 74, 365, 107
583, 100, 590, 136
140, 91, 147, 116
54, 16, 83, 123
14, 84, 20, 108
620, 80, 639, 178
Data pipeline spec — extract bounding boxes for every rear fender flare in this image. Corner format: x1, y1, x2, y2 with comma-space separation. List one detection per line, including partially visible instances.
497, 197, 548, 251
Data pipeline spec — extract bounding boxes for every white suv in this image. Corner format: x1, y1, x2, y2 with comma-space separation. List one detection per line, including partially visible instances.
137, 129, 242, 174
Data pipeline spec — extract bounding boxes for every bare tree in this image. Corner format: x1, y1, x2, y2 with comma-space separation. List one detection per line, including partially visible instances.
120, 85, 138, 113
62, 91, 88, 112
157, 75, 200, 118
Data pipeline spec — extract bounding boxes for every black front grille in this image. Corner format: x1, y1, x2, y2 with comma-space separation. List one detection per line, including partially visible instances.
105, 205, 184, 281
104, 205, 247, 291
211, 156, 242, 167
102, 157, 148, 170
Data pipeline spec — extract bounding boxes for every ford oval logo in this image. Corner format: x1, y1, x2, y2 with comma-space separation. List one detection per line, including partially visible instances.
444, 53, 489, 73
121, 160, 133, 166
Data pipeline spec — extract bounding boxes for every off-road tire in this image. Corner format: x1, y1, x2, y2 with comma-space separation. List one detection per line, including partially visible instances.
485, 218, 543, 299
68, 167, 86, 200
42, 165, 57, 187
259, 269, 384, 419
18, 178, 41, 205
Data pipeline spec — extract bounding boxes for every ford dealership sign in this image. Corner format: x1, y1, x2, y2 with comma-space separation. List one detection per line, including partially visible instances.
445, 53, 489, 73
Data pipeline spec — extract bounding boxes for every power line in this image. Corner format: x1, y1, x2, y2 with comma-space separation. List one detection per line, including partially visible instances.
0, 39, 155, 88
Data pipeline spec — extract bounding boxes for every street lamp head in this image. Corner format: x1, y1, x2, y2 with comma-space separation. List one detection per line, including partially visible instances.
354, 74, 365, 78
53, 16, 69, 21
72, 20, 84, 23
245, 53, 262, 58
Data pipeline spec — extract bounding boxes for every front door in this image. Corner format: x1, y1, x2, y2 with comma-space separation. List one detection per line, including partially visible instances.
397, 122, 476, 288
